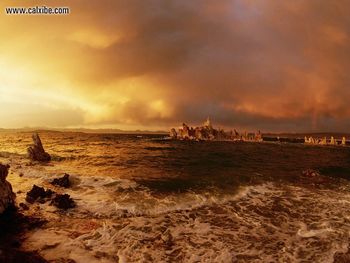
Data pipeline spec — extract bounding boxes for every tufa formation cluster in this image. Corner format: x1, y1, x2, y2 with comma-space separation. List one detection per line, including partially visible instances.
170, 117, 263, 142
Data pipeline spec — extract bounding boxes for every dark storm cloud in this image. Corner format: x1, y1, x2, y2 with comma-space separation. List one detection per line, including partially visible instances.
67, 0, 350, 131
1, 0, 350, 131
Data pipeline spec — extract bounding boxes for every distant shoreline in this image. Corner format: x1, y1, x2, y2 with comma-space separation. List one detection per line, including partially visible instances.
1, 128, 350, 139
0, 128, 168, 135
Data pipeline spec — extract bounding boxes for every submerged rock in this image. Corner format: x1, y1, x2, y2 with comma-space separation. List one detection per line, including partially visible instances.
27, 133, 51, 162
51, 173, 70, 188
26, 184, 75, 210
0, 164, 15, 214
51, 194, 75, 210
25, 185, 54, 204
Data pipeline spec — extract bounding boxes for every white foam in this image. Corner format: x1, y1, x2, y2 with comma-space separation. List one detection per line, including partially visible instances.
7, 161, 350, 263
297, 223, 333, 238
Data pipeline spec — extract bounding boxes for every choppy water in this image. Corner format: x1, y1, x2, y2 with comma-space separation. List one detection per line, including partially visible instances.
1, 131, 350, 262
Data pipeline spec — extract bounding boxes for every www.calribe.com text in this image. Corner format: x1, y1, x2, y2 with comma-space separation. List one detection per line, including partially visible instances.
5, 6, 70, 15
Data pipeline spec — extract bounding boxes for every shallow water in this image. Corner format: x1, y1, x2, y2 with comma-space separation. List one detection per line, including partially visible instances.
1, 131, 350, 262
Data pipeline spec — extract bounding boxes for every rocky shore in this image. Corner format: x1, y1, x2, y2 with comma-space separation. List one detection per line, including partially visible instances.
0, 163, 15, 214
0, 163, 48, 263
0, 134, 75, 263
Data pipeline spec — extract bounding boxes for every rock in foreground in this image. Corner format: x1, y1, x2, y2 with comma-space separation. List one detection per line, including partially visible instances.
0, 164, 15, 214
25, 185, 54, 204
51, 194, 75, 210
51, 173, 70, 188
0, 209, 48, 263
26, 185, 75, 210
27, 133, 51, 162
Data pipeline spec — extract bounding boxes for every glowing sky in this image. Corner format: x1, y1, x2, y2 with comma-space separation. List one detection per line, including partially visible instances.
1, 0, 350, 131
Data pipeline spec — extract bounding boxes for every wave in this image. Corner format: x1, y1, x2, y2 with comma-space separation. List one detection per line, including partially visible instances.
0, 151, 26, 158
144, 146, 176, 151
19, 179, 350, 263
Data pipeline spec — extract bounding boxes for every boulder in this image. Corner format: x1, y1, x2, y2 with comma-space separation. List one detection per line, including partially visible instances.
51, 194, 75, 210
0, 164, 16, 214
26, 185, 75, 209
27, 133, 51, 162
50, 173, 70, 188
25, 185, 54, 204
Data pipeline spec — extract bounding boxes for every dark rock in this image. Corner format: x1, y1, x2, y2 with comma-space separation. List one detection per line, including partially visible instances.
0, 209, 48, 263
0, 248, 48, 263
0, 163, 10, 182
51, 173, 70, 188
27, 133, 51, 162
19, 203, 29, 210
51, 194, 75, 210
25, 185, 54, 204
0, 164, 16, 214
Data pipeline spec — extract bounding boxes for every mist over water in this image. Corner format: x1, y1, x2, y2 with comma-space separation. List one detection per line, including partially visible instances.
1, 132, 350, 262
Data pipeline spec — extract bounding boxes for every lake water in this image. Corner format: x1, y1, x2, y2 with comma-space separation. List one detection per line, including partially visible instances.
1, 131, 350, 262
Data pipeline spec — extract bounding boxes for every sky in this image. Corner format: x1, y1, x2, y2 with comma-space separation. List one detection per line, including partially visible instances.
0, 0, 350, 132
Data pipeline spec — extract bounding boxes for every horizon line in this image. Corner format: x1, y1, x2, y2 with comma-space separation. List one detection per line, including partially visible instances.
1, 127, 350, 136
